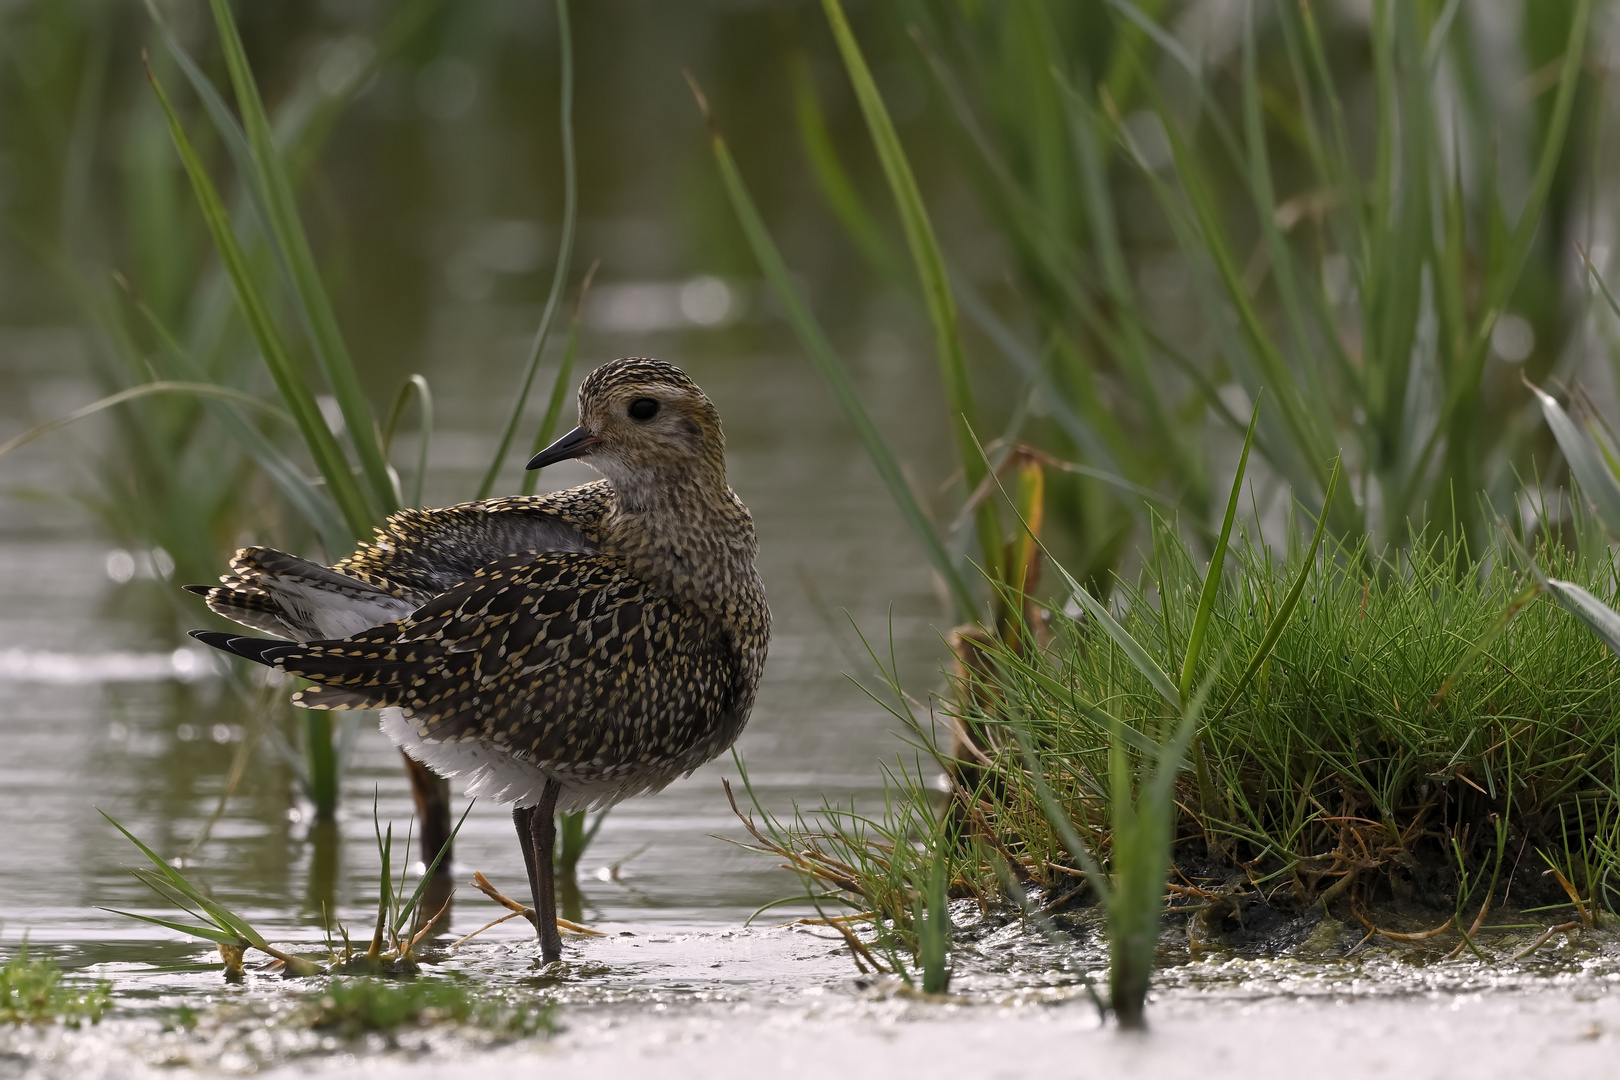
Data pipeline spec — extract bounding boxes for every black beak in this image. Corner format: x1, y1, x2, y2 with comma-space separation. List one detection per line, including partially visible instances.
526, 426, 601, 470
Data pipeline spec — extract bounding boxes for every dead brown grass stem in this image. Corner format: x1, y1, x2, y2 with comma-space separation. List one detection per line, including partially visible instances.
1510, 920, 1584, 961
1351, 903, 1456, 944
465, 872, 601, 940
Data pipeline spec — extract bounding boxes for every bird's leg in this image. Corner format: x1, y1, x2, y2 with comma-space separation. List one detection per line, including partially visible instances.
513, 805, 542, 930
529, 779, 564, 963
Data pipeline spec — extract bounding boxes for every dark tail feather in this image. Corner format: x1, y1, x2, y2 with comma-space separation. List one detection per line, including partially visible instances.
190, 628, 407, 705
188, 629, 294, 667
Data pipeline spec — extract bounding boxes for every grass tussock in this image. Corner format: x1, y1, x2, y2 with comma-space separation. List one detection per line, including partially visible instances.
980, 530, 1620, 913
0, 947, 112, 1027
749, 528, 1620, 983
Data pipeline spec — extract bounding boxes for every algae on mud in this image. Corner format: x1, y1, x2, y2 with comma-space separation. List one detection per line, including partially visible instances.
0, 947, 111, 1027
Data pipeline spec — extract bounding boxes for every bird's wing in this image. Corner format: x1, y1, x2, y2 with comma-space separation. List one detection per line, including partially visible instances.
189, 481, 613, 640
332, 480, 612, 602
273, 551, 743, 771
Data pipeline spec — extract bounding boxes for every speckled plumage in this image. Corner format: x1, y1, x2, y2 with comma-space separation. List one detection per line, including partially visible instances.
190, 358, 770, 820
331, 483, 611, 604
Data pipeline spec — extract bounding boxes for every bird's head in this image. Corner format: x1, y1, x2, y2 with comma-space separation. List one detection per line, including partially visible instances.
526, 358, 727, 496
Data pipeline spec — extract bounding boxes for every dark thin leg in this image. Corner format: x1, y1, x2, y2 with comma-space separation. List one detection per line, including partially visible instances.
514, 805, 542, 929
529, 780, 564, 963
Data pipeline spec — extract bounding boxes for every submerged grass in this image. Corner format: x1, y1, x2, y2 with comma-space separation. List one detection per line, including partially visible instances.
0, 947, 111, 1027
298, 978, 556, 1040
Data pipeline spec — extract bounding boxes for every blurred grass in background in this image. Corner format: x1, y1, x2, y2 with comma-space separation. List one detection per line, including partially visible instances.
3, 0, 1611, 599
785, 0, 1601, 582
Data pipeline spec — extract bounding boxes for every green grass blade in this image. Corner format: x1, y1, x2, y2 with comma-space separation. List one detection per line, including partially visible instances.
396, 801, 475, 931
303, 711, 339, 821
1432, 583, 1543, 705
1062, 575, 1178, 710
520, 261, 596, 497
1179, 397, 1259, 704
129, 867, 211, 914
1239, 8, 1345, 423
1526, 379, 1620, 538
144, 62, 368, 547
971, 434, 1184, 715
98, 909, 246, 947
1444, 0, 1589, 416
0, 381, 287, 458
126, 293, 354, 552
1492, 0, 1589, 314
918, 833, 949, 994
821, 0, 1002, 579
100, 810, 271, 949
1052, 72, 1201, 501
696, 83, 976, 619
1148, 661, 1220, 810
1581, 248, 1620, 326
1101, 0, 1200, 76
1009, 724, 1110, 900
142, 2, 279, 278
1013, 663, 1164, 761
383, 374, 434, 509
373, 819, 393, 953
205, 0, 395, 519
178, 890, 271, 952
790, 54, 903, 284
1214, 456, 1343, 722
1149, 93, 1332, 499
1543, 577, 1620, 657
100, 810, 206, 898
477, 0, 577, 500
1421, 0, 1465, 73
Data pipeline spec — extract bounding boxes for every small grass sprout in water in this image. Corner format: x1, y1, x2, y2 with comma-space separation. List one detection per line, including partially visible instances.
724, 756, 957, 992
0, 945, 112, 1027
100, 799, 472, 979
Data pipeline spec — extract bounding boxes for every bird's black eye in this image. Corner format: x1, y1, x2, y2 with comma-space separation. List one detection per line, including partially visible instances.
628, 397, 660, 421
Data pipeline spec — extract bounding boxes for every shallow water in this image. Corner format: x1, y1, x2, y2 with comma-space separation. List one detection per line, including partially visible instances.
0, 311, 958, 934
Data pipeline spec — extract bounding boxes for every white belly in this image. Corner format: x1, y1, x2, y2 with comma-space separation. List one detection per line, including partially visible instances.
378, 707, 680, 813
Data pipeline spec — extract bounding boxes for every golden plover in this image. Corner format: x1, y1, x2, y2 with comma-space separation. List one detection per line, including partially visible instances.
189, 358, 770, 962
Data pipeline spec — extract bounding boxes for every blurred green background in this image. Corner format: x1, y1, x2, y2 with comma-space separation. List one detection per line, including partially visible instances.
2, 0, 1611, 594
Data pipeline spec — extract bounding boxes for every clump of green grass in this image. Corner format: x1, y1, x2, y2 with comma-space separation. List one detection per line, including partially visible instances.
0, 946, 112, 1027
744, 518, 1620, 1016
299, 978, 556, 1040
739, 409, 1321, 1026
983, 528, 1620, 908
